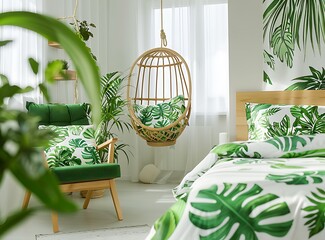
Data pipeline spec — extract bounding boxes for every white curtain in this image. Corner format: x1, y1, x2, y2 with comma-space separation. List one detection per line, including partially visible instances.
135, 0, 229, 183
0, 0, 43, 218
38, 0, 229, 183
0, 0, 44, 109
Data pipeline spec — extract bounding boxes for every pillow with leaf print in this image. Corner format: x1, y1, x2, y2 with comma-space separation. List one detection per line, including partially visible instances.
133, 95, 186, 128
39, 125, 101, 168
245, 103, 325, 141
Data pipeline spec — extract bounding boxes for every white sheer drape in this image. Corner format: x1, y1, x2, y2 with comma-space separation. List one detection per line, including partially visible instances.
0, 0, 44, 109
136, 0, 229, 183
0, 0, 43, 219
36, 0, 229, 183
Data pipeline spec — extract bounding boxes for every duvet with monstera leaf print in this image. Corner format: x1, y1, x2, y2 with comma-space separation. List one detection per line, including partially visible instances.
146, 134, 325, 240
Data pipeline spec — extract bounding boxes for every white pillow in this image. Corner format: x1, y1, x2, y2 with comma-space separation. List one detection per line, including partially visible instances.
39, 125, 101, 168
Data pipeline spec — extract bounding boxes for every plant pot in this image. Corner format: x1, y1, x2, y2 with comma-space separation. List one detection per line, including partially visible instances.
48, 41, 62, 49
80, 189, 105, 199
54, 70, 77, 80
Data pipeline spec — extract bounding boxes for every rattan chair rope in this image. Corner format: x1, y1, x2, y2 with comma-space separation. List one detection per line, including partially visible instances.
127, 0, 192, 147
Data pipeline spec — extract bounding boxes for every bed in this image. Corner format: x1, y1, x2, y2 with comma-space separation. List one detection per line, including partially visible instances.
146, 90, 325, 240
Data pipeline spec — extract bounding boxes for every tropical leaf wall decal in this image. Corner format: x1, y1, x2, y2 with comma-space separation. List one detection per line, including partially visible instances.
270, 24, 294, 68
263, 0, 325, 89
189, 183, 293, 240
286, 67, 325, 90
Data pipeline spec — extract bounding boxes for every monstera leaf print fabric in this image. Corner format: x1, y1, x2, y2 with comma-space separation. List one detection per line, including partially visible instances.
39, 125, 101, 168
246, 103, 325, 140
147, 134, 325, 240
133, 95, 186, 128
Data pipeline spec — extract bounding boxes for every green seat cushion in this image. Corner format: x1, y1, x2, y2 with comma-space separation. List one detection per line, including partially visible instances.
26, 102, 90, 126
52, 163, 120, 184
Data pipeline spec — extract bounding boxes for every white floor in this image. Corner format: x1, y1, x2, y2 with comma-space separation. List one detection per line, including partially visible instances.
3, 181, 177, 240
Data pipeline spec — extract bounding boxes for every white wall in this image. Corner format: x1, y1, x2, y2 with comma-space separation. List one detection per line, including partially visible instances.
228, 0, 263, 140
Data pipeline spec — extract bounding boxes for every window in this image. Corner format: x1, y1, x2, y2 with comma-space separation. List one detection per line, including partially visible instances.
153, 1, 228, 115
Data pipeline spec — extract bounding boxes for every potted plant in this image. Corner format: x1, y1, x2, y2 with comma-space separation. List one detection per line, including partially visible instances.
70, 19, 97, 61
96, 71, 132, 163
81, 71, 132, 198
49, 19, 97, 61
70, 19, 96, 42
0, 11, 101, 237
49, 59, 77, 80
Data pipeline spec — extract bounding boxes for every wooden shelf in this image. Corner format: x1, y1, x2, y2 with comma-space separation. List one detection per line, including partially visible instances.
54, 70, 77, 81
48, 41, 62, 49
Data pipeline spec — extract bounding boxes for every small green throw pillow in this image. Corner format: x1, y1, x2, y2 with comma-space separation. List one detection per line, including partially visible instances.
133, 95, 186, 128
39, 125, 101, 168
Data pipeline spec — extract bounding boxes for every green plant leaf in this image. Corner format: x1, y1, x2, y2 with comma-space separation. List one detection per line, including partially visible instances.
189, 183, 293, 239
0, 39, 12, 47
28, 57, 39, 75
0, 74, 9, 84
0, 84, 33, 105
152, 199, 186, 240
96, 72, 132, 163
38, 83, 50, 102
45, 60, 64, 82
303, 188, 325, 238
9, 158, 77, 212
0, 208, 36, 236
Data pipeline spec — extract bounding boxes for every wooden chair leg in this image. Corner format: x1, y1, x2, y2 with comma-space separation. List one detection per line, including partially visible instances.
22, 191, 31, 209
51, 212, 59, 233
83, 190, 93, 209
109, 180, 123, 220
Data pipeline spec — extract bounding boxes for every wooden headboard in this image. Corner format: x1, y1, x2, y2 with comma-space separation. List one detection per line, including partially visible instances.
236, 90, 325, 141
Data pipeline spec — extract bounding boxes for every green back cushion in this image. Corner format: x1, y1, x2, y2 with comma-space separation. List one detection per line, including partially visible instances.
26, 102, 90, 126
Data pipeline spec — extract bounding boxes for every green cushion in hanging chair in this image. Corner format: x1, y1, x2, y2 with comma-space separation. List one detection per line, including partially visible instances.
133, 95, 186, 128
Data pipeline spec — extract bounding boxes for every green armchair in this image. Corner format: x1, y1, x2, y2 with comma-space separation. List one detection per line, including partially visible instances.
22, 102, 123, 233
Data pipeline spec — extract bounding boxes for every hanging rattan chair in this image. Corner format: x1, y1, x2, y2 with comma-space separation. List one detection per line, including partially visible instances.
127, 47, 192, 147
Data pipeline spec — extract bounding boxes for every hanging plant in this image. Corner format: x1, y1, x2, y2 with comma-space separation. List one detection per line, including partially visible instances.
70, 19, 96, 42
